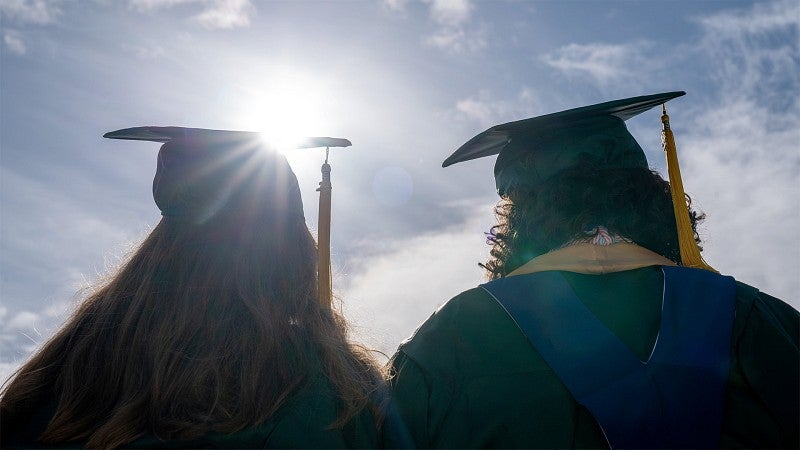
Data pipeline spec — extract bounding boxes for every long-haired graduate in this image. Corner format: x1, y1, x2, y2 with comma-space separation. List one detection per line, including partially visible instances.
1, 129, 384, 448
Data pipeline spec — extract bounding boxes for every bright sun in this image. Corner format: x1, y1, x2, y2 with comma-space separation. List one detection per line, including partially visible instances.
232, 70, 332, 152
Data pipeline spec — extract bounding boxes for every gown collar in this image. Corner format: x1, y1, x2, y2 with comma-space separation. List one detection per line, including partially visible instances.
507, 242, 677, 277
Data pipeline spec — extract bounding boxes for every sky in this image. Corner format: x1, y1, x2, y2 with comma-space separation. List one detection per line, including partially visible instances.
1, 0, 798, 381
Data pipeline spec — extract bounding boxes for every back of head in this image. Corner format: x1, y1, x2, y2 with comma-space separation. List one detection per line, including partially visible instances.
149, 135, 314, 298
484, 162, 697, 278
153, 135, 303, 224
442, 92, 706, 278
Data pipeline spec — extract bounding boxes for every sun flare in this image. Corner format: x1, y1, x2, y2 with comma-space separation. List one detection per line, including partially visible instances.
232, 71, 332, 153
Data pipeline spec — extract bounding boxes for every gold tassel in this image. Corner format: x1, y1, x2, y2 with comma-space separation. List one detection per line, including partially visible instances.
317, 148, 333, 307
661, 105, 717, 272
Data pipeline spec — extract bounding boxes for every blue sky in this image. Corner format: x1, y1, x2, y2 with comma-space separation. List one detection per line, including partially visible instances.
1, 0, 798, 379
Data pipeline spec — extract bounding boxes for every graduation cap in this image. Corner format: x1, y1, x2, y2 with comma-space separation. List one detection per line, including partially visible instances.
103, 126, 352, 148
443, 91, 715, 272
444, 91, 685, 193
104, 126, 351, 305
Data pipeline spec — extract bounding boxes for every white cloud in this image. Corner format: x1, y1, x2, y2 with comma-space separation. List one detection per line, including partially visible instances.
0, 0, 61, 25
696, 0, 798, 36
3, 30, 26, 54
541, 41, 656, 85
5, 311, 40, 331
681, 97, 799, 306
453, 87, 541, 128
0, 302, 73, 383
677, 0, 800, 305
127, 0, 254, 29
420, 0, 485, 54
192, 0, 253, 29
339, 206, 494, 357
455, 96, 497, 128
425, 26, 486, 54
427, 0, 472, 26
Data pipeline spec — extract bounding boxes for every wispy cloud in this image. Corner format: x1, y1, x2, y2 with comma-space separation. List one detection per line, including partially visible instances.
542, 0, 798, 97
696, 0, 798, 35
192, 0, 253, 29
0, 0, 62, 25
427, 0, 472, 26
5, 311, 40, 331
425, 26, 486, 55
383, 0, 484, 54
692, 0, 798, 109
127, 0, 254, 29
3, 30, 26, 54
425, 0, 485, 54
541, 41, 656, 85
453, 87, 540, 128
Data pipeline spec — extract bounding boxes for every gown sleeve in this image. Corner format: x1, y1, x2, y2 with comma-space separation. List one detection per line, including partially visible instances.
721, 283, 800, 448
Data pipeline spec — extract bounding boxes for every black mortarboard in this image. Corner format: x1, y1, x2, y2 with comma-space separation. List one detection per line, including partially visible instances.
443, 91, 686, 195
103, 126, 350, 222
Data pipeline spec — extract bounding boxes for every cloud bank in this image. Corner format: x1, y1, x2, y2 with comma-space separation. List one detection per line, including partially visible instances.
678, 0, 799, 300
340, 206, 494, 357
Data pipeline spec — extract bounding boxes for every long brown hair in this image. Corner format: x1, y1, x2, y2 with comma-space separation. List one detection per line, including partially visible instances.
1, 166, 382, 448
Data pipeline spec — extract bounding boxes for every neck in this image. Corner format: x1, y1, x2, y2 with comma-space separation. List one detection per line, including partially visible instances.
507, 242, 676, 277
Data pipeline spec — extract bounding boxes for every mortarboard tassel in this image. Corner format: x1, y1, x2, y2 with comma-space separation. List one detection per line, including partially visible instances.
661, 105, 717, 272
317, 148, 333, 307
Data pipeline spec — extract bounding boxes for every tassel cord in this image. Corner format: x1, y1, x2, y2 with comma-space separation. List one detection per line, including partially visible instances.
661, 106, 717, 273
317, 148, 333, 307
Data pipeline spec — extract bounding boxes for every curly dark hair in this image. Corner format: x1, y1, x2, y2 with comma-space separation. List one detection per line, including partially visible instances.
481, 162, 705, 279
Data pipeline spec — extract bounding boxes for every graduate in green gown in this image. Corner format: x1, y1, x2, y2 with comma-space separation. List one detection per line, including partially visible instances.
1, 128, 384, 449
385, 92, 799, 449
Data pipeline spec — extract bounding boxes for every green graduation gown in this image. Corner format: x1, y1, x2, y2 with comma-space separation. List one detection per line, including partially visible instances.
386, 266, 799, 449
